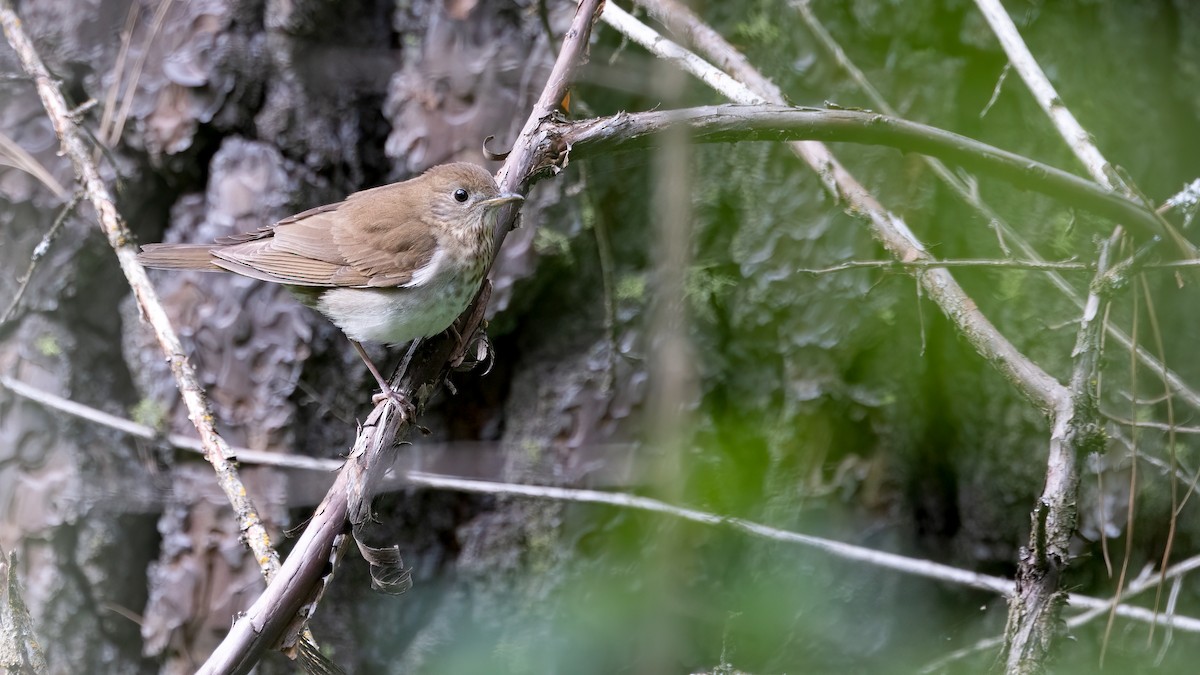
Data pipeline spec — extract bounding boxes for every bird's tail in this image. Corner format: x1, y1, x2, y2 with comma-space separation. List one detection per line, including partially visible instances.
136, 243, 221, 271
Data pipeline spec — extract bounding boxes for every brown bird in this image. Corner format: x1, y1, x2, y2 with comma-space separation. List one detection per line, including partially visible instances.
138, 162, 523, 406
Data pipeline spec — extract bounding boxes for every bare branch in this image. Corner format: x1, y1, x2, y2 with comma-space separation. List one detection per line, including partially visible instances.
1003, 231, 1118, 672
602, 7, 1135, 672
0, 375, 343, 473
1104, 412, 1200, 436
972, 0, 1112, 187
0, 0, 283, 585
973, 0, 1192, 264
605, 2, 1067, 419
404, 473, 1200, 633
0, 192, 81, 325
7, 367, 1198, 662
923, 554, 1200, 672
799, 258, 1090, 274
785, 0, 1200, 414
196, 1, 609, 672
0, 2, 349, 670
555, 105, 1174, 244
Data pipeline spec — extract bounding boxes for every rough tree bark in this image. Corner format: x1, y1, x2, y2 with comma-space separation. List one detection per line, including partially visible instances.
2, 1, 1199, 674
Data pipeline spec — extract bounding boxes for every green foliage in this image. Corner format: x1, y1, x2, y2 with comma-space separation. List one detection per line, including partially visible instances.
33, 334, 60, 357
683, 264, 736, 322
733, 7, 782, 47
131, 398, 168, 431
615, 273, 646, 302
995, 266, 1026, 302
374, 1, 1200, 672
533, 226, 572, 259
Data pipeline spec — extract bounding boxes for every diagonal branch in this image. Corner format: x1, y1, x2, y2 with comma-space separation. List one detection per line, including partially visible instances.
786, 0, 1200, 415
972, 0, 1191, 263
0, 192, 81, 325
0, 374, 343, 473
975, 3, 1200, 668
607, 0, 1067, 417
405, 473, 1200, 633
972, 0, 1113, 188
0, 0, 284, 592
0, 1, 342, 670
605, 5, 1125, 672
195, 1, 609, 672
8, 367, 1198, 661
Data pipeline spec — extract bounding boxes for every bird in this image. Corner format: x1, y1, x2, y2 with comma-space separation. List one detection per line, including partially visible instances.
137, 162, 523, 408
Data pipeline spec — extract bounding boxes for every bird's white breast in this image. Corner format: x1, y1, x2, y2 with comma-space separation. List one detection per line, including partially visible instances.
308, 210, 493, 346
313, 273, 478, 346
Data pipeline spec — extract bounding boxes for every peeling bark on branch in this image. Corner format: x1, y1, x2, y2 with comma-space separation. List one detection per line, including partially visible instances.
1004, 233, 1115, 674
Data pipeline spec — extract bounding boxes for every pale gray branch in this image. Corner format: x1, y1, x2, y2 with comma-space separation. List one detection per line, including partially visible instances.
0, 0, 284, 592
197, 1, 609, 672
785, 0, 1200, 414
972, 0, 1112, 186
405, 473, 1200, 633
605, 0, 1067, 425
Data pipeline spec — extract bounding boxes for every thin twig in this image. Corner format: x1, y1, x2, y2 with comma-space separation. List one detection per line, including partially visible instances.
197, 2, 609, 672
583, 165, 620, 393
922, 554, 1200, 672
0, 192, 81, 325
0, 1, 302, 667
971, 3, 1192, 665
1099, 410, 1200, 437
0, 0, 280, 574
0, 129, 68, 198
602, 3, 1068, 415
0, 374, 342, 473
405, 472, 1200, 632
97, 2, 140, 149
1139, 276, 1187, 651
603, 5, 1148, 672
971, 0, 1111, 187
798, 258, 1089, 274
104, 0, 172, 147
786, 0, 1200, 416
6, 369, 1198, 648
410, 471, 1012, 592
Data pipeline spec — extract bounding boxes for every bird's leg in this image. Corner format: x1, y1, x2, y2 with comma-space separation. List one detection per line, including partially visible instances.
350, 340, 414, 418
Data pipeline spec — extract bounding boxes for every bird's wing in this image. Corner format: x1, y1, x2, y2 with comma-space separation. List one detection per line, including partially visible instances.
328, 185, 440, 288
209, 189, 440, 289
211, 202, 370, 287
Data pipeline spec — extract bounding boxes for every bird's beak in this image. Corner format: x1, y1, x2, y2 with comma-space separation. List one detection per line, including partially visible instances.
480, 193, 524, 209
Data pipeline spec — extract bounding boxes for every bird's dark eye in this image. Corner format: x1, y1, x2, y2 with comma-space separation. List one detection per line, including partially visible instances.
453, 188, 469, 203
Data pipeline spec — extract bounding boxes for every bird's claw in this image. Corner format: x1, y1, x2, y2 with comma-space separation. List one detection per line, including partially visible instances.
372, 385, 416, 420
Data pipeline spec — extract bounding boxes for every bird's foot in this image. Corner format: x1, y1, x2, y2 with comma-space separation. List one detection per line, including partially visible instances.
372, 384, 416, 420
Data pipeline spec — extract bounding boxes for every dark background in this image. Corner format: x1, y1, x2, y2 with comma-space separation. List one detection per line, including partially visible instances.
2, 0, 1199, 672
